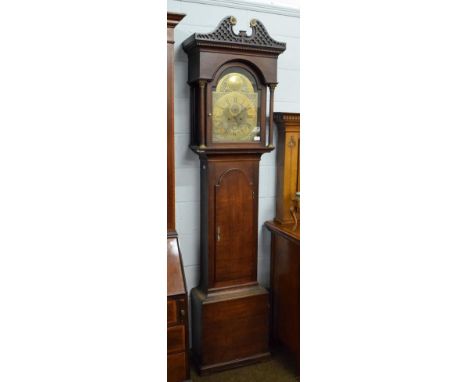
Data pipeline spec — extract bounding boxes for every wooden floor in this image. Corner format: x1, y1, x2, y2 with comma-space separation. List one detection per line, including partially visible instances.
190, 351, 297, 382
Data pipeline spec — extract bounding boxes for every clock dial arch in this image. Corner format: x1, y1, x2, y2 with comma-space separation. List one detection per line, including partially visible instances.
207, 61, 267, 147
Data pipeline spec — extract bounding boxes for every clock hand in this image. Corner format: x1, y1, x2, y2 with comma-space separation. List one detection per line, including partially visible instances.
234, 106, 246, 125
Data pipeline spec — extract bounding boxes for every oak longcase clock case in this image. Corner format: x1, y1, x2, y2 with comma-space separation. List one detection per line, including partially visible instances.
182, 16, 285, 374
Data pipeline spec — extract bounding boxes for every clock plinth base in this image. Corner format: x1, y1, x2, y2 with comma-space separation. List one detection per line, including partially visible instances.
190, 285, 270, 375
194, 351, 270, 376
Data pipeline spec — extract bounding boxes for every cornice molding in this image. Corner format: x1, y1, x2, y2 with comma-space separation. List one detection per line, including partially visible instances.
273, 112, 300, 125
167, 11, 186, 29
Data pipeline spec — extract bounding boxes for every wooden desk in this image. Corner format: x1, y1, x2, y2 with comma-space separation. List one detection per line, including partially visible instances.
265, 220, 300, 374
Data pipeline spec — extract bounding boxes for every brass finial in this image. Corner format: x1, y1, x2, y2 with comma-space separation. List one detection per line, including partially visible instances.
250, 19, 257, 27
229, 16, 237, 25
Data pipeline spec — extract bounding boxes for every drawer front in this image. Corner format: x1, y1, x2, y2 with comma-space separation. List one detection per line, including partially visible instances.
167, 300, 178, 325
167, 325, 185, 354
167, 352, 186, 382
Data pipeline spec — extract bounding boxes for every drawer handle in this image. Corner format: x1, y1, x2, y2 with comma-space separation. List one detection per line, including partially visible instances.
217, 226, 221, 242
180, 308, 185, 318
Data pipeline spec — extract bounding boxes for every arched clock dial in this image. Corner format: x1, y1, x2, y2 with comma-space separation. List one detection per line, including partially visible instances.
212, 71, 260, 143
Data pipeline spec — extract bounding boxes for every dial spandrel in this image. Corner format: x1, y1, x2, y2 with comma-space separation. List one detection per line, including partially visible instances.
211, 71, 260, 143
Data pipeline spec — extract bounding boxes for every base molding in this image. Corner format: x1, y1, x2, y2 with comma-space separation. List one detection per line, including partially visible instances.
196, 352, 271, 375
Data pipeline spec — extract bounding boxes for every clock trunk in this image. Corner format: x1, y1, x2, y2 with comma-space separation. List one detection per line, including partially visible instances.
190, 153, 270, 374
201, 154, 260, 291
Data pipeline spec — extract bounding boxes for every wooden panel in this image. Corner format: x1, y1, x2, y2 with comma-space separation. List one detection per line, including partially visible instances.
167, 300, 177, 326
200, 155, 262, 292
167, 352, 186, 382
273, 113, 300, 224
266, 220, 300, 374
168, 325, 185, 354
202, 292, 269, 365
167, 238, 185, 297
167, 12, 189, 382
167, 11, 185, 233
214, 167, 256, 285
167, 37, 175, 232
272, 234, 299, 352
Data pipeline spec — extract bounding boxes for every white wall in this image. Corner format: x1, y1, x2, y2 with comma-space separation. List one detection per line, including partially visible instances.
168, 0, 300, 295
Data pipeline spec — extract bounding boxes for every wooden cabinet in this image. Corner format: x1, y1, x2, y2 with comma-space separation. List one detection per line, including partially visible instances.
273, 113, 300, 224
265, 221, 300, 373
265, 112, 300, 375
167, 12, 189, 382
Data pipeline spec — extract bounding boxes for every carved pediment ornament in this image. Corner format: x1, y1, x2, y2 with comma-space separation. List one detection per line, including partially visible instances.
183, 16, 286, 54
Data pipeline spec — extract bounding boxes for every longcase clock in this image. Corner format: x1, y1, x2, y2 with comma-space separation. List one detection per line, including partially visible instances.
182, 16, 286, 374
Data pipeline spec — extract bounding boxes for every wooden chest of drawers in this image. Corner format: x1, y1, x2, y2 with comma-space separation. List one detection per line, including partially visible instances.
167, 294, 189, 382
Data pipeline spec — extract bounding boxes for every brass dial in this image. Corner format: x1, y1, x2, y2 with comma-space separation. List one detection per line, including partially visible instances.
212, 72, 259, 143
